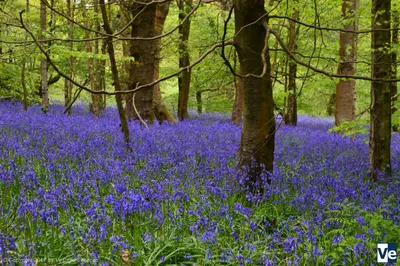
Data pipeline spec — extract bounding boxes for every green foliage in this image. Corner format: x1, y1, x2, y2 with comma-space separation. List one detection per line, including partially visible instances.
329, 117, 370, 136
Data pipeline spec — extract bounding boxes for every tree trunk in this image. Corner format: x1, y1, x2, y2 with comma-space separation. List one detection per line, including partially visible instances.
335, 0, 358, 126
22, 0, 29, 111
178, 0, 193, 121
392, 11, 398, 132
284, 9, 298, 126
153, 2, 177, 123
99, 0, 130, 144
370, 0, 392, 180
101, 40, 107, 110
327, 93, 336, 116
232, 51, 244, 125
234, 0, 275, 192
64, 0, 75, 115
126, 1, 158, 123
81, 0, 100, 117
196, 91, 202, 114
119, 7, 133, 120
40, 0, 48, 113
94, 0, 106, 111
231, 77, 244, 125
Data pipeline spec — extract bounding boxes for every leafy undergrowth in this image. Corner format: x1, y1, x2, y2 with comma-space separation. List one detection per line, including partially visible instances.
0, 102, 399, 266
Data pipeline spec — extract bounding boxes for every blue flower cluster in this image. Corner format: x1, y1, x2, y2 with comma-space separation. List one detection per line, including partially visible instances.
0, 102, 399, 265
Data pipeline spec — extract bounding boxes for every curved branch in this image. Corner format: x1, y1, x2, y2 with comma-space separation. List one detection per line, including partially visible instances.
270, 15, 400, 34
19, 10, 234, 97
268, 25, 400, 82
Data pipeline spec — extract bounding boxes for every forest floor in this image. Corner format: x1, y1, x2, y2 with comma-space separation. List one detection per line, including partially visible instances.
0, 102, 399, 265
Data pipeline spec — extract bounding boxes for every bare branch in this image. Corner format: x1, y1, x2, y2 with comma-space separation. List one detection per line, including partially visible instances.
132, 92, 150, 130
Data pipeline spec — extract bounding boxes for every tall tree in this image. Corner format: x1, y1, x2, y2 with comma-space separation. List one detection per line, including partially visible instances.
284, 9, 298, 126
64, 0, 75, 114
370, 0, 392, 180
234, 0, 275, 192
126, 0, 158, 122
21, 0, 29, 111
99, 0, 130, 144
335, 0, 359, 126
94, 0, 106, 111
40, 0, 48, 113
153, 2, 177, 123
392, 10, 398, 132
81, 0, 100, 117
178, 0, 193, 120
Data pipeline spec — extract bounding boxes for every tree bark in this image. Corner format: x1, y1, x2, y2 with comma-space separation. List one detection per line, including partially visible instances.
81, 0, 100, 117
119, 7, 132, 119
99, 0, 130, 144
370, 0, 392, 180
22, 0, 30, 111
284, 9, 298, 126
335, 0, 358, 126
231, 77, 244, 125
153, 2, 177, 123
126, 1, 157, 123
64, 0, 75, 115
196, 91, 202, 114
101, 40, 107, 110
94, 0, 106, 111
234, 0, 275, 192
392, 11, 398, 132
178, 0, 193, 121
327, 93, 336, 116
40, 0, 48, 113
231, 51, 244, 125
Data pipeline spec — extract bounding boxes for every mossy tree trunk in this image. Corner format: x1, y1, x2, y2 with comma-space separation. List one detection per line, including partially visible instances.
335, 0, 359, 126
153, 2, 177, 123
40, 0, 48, 113
178, 0, 193, 121
232, 51, 244, 126
284, 9, 298, 126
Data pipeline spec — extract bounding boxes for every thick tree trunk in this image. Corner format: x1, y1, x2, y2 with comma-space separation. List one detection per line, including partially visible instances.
178, 0, 193, 120
335, 0, 358, 126
284, 9, 298, 126
234, 0, 275, 192
153, 2, 177, 123
40, 0, 48, 113
127, 1, 157, 123
99, 0, 130, 144
392, 11, 398, 132
370, 0, 392, 180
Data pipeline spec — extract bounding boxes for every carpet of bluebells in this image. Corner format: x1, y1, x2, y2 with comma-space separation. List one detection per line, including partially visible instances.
0, 102, 399, 266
